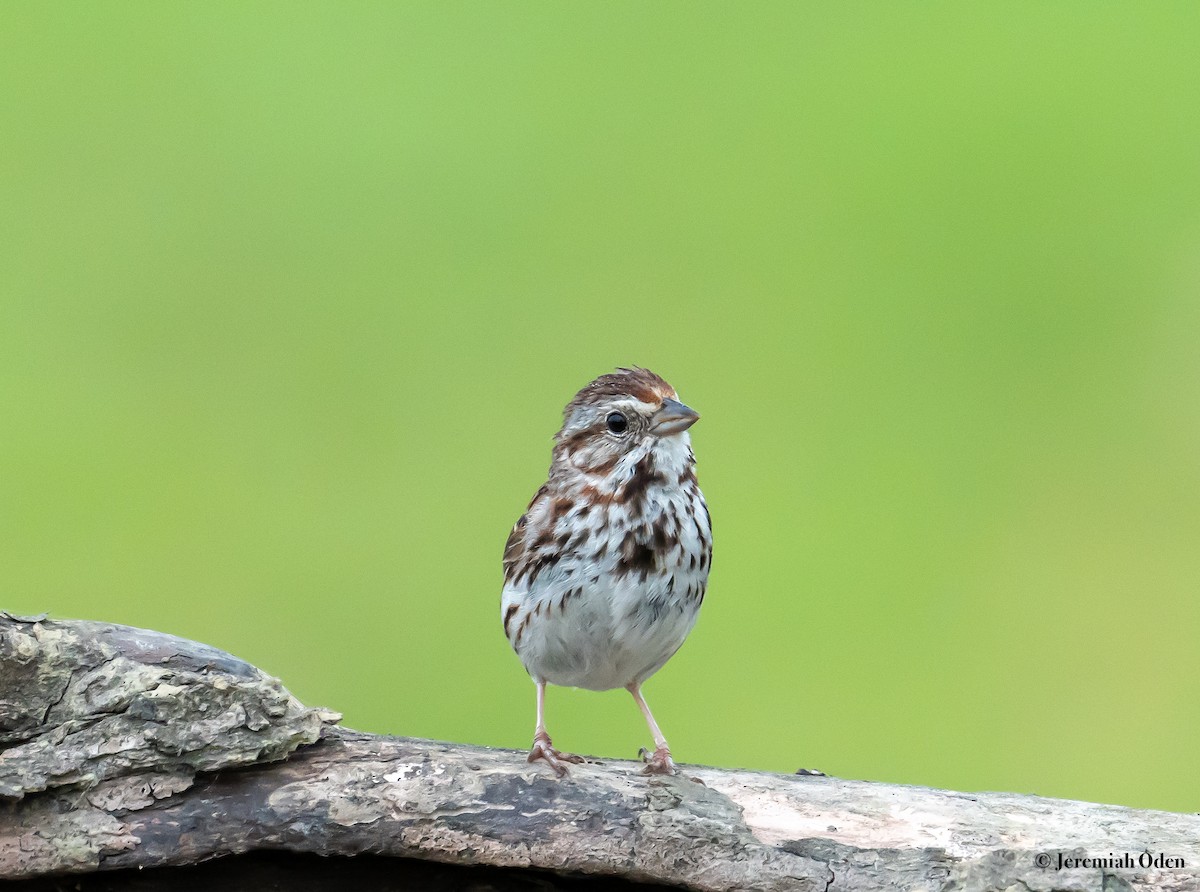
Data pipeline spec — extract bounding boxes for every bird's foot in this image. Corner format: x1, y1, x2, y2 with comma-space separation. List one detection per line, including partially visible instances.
528, 731, 584, 777
638, 745, 676, 775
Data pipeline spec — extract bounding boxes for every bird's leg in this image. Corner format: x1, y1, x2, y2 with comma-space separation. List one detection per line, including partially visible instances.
527, 680, 584, 776
627, 682, 675, 775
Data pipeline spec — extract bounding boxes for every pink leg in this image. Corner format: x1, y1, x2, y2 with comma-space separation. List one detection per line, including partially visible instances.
527, 681, 584, 777
627, 683, 675, 775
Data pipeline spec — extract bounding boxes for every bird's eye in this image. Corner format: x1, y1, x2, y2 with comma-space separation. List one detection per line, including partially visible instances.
606, 412, 628, 434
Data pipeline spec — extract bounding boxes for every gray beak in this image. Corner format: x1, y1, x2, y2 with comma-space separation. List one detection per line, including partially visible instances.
650, 398, 700, 436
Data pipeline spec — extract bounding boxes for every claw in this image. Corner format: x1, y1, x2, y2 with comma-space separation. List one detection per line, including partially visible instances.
639, 744, 676, 775
528, 731, 584, 777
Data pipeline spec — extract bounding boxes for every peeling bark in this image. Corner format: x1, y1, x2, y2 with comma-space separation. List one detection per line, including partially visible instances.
2, 614, 1198, 891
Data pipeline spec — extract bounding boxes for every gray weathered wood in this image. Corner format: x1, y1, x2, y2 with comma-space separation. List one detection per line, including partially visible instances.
2, 614, 1198, 891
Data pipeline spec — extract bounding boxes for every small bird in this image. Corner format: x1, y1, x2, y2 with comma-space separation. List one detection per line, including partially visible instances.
501, 368, 711, 775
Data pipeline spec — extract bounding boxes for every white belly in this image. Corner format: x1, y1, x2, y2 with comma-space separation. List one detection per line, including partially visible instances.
510, 571, 703, 690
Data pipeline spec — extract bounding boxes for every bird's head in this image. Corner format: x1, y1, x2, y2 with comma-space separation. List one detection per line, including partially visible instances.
551, 368, 699, 479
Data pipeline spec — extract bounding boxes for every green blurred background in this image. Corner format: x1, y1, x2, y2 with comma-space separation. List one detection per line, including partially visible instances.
3, 3, 1199, 813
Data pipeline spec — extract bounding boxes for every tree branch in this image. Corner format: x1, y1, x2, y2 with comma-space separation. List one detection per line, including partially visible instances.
1, 614, 1196, 891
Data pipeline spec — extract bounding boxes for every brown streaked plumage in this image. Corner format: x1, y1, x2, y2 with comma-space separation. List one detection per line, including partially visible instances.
501, 367, 711, 776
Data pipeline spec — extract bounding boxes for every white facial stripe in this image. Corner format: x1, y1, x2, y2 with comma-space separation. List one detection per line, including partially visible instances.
607, 398, 658, 418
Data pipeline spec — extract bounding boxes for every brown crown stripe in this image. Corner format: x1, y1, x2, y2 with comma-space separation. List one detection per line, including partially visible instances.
563, 367, 676, 418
